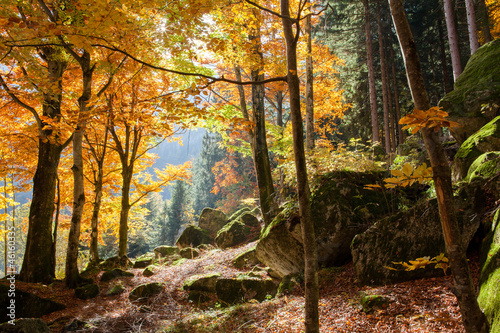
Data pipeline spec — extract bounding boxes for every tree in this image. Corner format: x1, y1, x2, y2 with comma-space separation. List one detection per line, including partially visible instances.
465, 0, 480, 54
443, 0, 463, 81
388, 0, 489, 331
166, 180, 190, 245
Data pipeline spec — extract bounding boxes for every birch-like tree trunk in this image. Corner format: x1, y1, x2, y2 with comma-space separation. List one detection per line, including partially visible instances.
465, 0, 479, 54
388, 1, 489, 331
443, 0, 463, 81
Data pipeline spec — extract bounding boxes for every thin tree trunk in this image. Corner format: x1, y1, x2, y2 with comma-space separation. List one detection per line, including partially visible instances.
51, 175, 60, 277
438, 19, 453, 94
390, 46, 404, 145
385, 47, 395, 151
89, 155, 105, 264
3, 178, 8, 277
119, 170, 132, 258
443, 0, 463, 81
388, 1, 489, 331
362, 0, 380, 144
477, 0, 492, 43
376, 0, 391, 154
305, 4, 315, 152
465, 0, 480, 54
281, 1, 319, 332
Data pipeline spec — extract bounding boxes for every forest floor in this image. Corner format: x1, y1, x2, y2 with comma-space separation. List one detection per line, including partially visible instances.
16, 241, 478, 332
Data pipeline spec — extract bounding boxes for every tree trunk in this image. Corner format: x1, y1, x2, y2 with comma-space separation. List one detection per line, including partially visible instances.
388, 1, 489, 331
89, 158, 104, 264
443, 0, 463, 81
477, 0, 492, 43
385, 47, 396, 151
362, 0, 380, 144
390, 46, 404, 145
281, 1, 319, 332
19, 50, 66, 284
119, 169, 132, 258
376, 0, 391, 154
465, 0, 479, 54
438, 19, 453, 94
305, 5, 315, 152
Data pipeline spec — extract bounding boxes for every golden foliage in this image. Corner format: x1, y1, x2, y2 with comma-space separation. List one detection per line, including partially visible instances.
399, 107, 459, 134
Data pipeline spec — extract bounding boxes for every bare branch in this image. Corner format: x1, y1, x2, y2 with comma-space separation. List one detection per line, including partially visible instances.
243, 0, 297, 22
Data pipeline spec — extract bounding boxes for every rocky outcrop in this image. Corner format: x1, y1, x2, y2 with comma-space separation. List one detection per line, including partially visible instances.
453, 116, 500, 180
100, 268, 134, 282
75, 284, 100, 300
466, 152, 500, 182
176, 225, 212, 249
198, 208, 228, 234
180, 247, 200, 259
153, 246, 180, 259
256, 171, 398, 277
129, 283, 163, 302
215, 213, 260, 249
215, 278, 277, 305
351, 181, 483, 285
439, 39, 500, 144
233, 246, 260, 269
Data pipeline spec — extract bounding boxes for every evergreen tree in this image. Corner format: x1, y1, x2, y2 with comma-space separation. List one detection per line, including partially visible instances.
165, 180, 190, 245
191, 132, 226, 217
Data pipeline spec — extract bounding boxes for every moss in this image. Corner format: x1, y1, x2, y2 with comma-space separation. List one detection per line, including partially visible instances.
106, 283, 125, 296
172, 258, 187, 266
75, 284, 100, 300
233, 246, 257, 268
100, 268, 134, 282
183, 273, 221, 291
359, 293, 389, 313
129, 282, 164, 301
466, 152, 500, 182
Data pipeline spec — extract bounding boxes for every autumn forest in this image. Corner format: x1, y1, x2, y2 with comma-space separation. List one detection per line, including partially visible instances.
1, 0, 500, 332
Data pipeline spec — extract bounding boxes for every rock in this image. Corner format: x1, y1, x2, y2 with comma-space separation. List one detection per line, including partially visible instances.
180, 247, 200, 259
453, 116, 500, 180
75, 284, 100, 300
228, 207, 251, 222
240, 213, 260, 227
176, 225, 212, 249
153, 245, 180, 259
129, 282, 163, 302
62, 319, 89, 331
478, 208, 500, 333
233, 246, 260, 268
0, 283, 66, 320
0, 318, 50, 332
466, 152, 500, 182
198, 208, 228, 234
256, 171, 398, 277
133, 256, 154, 268
183, 273, 221, 293
351, 182, 482, 286
439, 39, 500, 144
215, 212, 260, 249
277, 274, 299, 296
215, 278, 277, 305
142, 266, 156, 277
106, 283, 125, 296
359, 293, 390, 313
98, 256, 133, 270
100, 268, 134, 282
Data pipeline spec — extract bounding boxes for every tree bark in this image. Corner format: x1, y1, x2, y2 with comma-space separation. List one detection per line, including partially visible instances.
281, 1, 319, 332
465, 0, 480, 54
388, 1, 489, 332
443, 0, 463, 81
19, 48, 66, 284
390, 45, 404, 145
477, 0, 492, 43
376, 0, 391, 154
305, 4, 315, 152
438, 18, 453, 94
362, 0, 380, 144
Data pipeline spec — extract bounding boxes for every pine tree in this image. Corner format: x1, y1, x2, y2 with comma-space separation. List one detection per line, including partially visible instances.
165, 180, 190, 245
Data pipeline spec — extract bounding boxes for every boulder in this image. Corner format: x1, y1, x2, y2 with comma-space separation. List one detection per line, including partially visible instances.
256, 171, 398, 277
176, 225, 212, 249
215, 212, 261, 249
466, 152, 500, 182
129, 282, 163, 302
228, 207, 251, 222
439, 39, 500, 144
142, 266, 156, 277
100, 268, 134, 282
75, 284, 100, 300
153, 245, 180, 259
133, 255, 154, 268
0, 283, 66, 320
478, 207, 500, 333
233, 246, 260, 269
98, 256, 133, 270
183, 273, 221, 293
106, 283, 125, 296
453, 116, 500, 180
198, 208, 228, 234
351, 181, 483, 285
62, 319, 89, 332
0, 319, 50, 333
180, 247, 200, 259
215, 278, 277, 305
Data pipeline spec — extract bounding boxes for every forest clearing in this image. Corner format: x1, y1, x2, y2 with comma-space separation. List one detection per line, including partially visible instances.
1, 0, 500, 332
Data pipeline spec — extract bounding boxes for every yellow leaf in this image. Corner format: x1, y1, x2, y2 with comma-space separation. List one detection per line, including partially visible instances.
402, 163, 413, 177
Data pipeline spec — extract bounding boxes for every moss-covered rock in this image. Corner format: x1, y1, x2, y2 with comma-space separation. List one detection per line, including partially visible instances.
129, 282, 163, 302
277, 274, 298, 296
142, 265, 156, 277
233, 246, 260, 268
239, 213, 260, 227
180, 247, 200, 259
439, 39, 500, 144
466, 152, 500, 182
198, 208, 228, 234
98, 256, 133, 270
176, 225, 212, 249
75, 284, 100, 300
478, 209, 500, 333
453, 116, 500, 180
215, 278, 277, 305
0, 283, 66, 320
106, 283, 125, 296
228, 207, 252, 222
215, 220, 251, 249
133, 256, 154, 268
359, 293, 390, 313
100, 268, 134, 282
351, 187, 481, 285
0, 318, 51, 333
153, 245, 180, 259
183, 273, 221, 293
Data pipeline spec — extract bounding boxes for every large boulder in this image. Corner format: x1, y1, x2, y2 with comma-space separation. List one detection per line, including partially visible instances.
75, 284, 100, 300
198, 208, 228, 234
351, 182, 483, 286
100, 268, 134, 282
478, 202, 500, 333
215, 278, 277, 305
153, 246, 180, 259
439, 39, 500, 144
256, 171, 398, 277
466, 152, 500, 182
176, 225, 212, 249
0, 319, 50, 332
129, 282, 163, 302
233, 246, 260, 269
215, 212, 260, 249
453, 116, 500, 180
0, 283, 66, 321
183, 273, 221, 293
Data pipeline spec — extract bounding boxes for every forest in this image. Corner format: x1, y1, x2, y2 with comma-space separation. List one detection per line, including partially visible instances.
0, 0, 499, 332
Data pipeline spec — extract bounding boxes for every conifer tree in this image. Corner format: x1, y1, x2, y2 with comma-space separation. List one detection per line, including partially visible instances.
166, 180, 190, 246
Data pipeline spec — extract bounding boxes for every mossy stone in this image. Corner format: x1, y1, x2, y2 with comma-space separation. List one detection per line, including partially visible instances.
215, 278, 277, 305
153, 245, 180, 259
277, 274, 297, 295
359, 294, 389, 312
75, 284, 100, 300
176, 225, 212, 249
215, 220, 252, 249
198, 208, 228, 234
180, 247, 200, 259
466, 152, 500, 182
106, 283, 125, 296
233, 246, 259, 268
183, 273, 221, 292
100, 268, 134, 282
129, 282, 163, 301
142, 265, 156, 277
133, 257, 154, 268
0, 319, 51, 333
